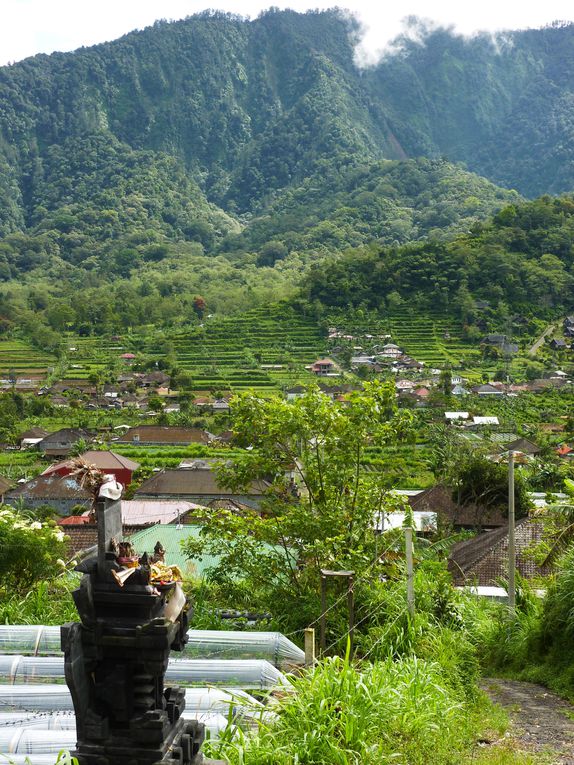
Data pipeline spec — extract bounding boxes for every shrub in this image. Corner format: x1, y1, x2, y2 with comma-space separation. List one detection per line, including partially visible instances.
0, 505, 68, 593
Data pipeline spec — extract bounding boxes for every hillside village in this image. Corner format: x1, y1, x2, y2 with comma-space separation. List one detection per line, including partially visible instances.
1, 305, 573, 593
4, 8, 574, 764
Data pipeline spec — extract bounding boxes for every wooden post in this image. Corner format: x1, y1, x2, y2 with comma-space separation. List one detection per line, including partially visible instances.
319, 574, 327, 655
304, 627, 315, 667
508, 450, 516, 613
405, 526, 415, 618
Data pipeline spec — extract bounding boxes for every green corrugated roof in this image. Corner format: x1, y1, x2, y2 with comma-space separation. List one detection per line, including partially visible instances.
128, 524, 220, 579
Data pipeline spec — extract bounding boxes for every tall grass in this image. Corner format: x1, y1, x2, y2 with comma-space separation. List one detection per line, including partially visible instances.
478, 551, 574, 700
0, 576, 79, 625
205, 648, 507, 765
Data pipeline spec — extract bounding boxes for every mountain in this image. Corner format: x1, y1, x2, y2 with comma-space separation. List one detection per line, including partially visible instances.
1, 10, 574, 334
2, 10, 574, 223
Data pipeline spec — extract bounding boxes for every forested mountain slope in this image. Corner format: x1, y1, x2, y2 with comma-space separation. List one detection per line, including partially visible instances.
2, 9, 574, 232
1, 8, 574, 325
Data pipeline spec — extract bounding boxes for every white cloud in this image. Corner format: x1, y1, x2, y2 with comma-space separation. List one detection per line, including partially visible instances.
2, 1, 574, 66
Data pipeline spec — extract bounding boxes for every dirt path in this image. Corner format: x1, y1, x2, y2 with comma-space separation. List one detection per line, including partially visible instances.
528, 324, 556, 355
482, 678, 574, 763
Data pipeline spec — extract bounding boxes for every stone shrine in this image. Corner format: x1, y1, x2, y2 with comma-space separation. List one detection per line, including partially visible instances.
61, 492, 223, 765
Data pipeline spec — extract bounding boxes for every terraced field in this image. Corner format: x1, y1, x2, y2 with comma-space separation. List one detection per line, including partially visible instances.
144, 305, 327, 392
0, 340, 56, 379
2, 305, 527, 394
387, 309, 481, 369
60, 337, 126, 381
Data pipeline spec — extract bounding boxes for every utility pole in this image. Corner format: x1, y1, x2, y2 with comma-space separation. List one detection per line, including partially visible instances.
405, 527, 415, 618
508, 450, 516, 612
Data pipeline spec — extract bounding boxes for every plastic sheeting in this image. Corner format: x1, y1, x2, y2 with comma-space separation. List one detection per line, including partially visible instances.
0, 627, 61, 656
0, 655, 289, 689
0, 711, 232, 739
0, 626, 305, 666
0, 684, 262, 718
0, 757, 66, 765
184, 630, 304, 665
0, 684, 73, 711
0, 711, 76, 729
0, 728, 77, 753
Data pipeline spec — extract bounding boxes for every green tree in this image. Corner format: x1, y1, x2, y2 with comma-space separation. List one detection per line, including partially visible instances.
449, 448, 531, 527
183, 381, 414, 626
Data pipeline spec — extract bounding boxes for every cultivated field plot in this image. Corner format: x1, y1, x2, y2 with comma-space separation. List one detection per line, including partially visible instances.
387, 310, 481, 368
144, 305, 327, 392
0, 340, 56, 378
60, 337, 126, 380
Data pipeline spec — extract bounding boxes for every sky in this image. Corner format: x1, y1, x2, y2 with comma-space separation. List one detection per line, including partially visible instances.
2, 1, 574, 67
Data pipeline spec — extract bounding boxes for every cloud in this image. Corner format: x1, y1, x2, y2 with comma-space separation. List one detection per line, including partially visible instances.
2, 1, 574, 66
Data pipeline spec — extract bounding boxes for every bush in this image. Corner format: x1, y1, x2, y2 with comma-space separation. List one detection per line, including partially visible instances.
0, 505, 68, 593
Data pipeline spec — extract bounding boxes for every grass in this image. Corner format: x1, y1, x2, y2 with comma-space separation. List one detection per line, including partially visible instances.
0, 576, 79, 625
205, 649, 515, 765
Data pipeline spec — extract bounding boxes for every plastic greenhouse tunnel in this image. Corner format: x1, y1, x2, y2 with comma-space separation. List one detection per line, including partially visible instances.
0, 684, 264, 719
0, 626, 304, 666
0, 655, 289, 690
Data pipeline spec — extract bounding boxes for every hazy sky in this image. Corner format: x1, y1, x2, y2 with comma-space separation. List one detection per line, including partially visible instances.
2, 1, 574, 67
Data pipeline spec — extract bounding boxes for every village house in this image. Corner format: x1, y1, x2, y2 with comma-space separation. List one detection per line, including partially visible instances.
42, 450, 140, 487
408, 485, 508, 531
0, 475, 11, 503
550, 338, 568, 351
471, 416, 500, 427
4, 474, 92, 515
351, 353, 375, 366
563, 317, 574, 337
448, 517, 549, 586
395, 379, 415, 393
18, 427, 49, 449
141, 371, 171, 389
308, 358, 340, 376
445, 411, 469, 422
116, 425, 212, 446
472, 383, 504, 396
393, 357, 424, 372
36, 428, 93, 458
377, 343, 402, 359
134, 465, 270, 509
285, 385, 307, 401
500, 437, 541, 457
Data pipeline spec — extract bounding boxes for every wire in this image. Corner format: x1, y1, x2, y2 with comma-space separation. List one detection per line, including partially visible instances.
361, 606, 409, 662
305, 533, 402, 631
322, 595, 393, 655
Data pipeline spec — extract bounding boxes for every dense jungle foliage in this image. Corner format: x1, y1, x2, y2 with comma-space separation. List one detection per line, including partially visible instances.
304, 195, 574, 317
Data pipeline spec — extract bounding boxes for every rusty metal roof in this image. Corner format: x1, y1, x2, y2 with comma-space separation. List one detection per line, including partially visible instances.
6, 474, 91, 500
135, 468, 268, 498
117, 426, 211, 444
42, 450, 140, 475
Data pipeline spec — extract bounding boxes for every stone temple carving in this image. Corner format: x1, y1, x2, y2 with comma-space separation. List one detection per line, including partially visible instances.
61, 495, 224, 765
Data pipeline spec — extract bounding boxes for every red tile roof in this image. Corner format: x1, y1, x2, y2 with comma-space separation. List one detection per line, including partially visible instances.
43, 450, 140, 475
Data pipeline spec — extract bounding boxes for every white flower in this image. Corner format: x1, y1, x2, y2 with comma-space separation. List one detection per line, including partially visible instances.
56, 559, 67, 568
29, 521, 42, 530
54, 531, 65, 542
